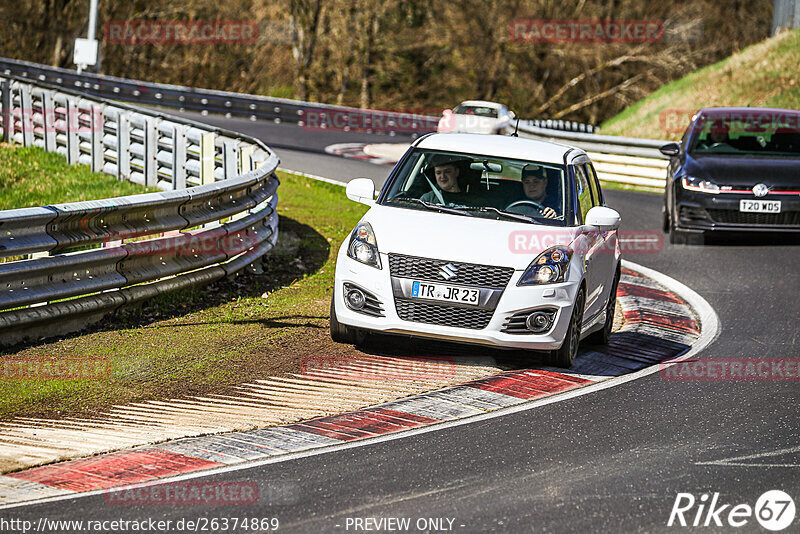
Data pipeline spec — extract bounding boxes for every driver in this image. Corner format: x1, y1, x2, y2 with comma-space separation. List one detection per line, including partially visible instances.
420, 156, 469, 203
520, 164, 558, 219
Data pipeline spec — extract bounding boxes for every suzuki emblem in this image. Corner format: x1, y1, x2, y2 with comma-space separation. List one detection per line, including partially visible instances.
439, 263, 458, 280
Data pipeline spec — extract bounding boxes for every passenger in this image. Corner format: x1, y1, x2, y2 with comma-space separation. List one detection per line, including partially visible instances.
519, 163, 558, 219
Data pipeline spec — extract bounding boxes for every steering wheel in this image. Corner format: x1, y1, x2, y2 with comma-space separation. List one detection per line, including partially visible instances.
506, 199, 546, 212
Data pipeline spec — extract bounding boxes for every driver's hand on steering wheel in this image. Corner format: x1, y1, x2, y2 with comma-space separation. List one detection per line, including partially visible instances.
540, 207, 557, 219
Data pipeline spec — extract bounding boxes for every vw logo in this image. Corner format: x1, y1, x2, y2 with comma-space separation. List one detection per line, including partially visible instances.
752, 183, 770, 198
439, 263, 458, 280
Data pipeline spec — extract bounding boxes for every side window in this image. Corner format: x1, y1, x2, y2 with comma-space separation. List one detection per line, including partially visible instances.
584, 163, 602, 206
573, 165, 592, 224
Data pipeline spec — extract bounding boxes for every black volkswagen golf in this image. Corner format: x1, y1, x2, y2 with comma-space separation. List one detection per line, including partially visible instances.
661, 107, 800, 244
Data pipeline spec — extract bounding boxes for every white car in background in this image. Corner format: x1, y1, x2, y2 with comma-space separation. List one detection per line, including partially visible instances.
331, 133, 622, 368
437, 100, 514, 135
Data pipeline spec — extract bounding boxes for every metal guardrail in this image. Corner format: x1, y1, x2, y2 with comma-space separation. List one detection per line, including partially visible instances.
0, 56, 598, 135
0, 74, 280, 346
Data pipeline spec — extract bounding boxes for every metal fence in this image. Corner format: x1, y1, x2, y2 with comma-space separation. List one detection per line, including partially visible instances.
0, 75, 280, 346
773, 0, 800, 34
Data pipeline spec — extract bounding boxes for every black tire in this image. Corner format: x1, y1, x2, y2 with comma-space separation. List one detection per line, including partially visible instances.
550, 289, 585, 368
329, 293, 367, 345
587, 266, 620, 346
662, 206, 670, 234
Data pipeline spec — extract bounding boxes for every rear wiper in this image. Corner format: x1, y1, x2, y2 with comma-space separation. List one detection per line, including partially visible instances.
390, 197, 474, 217
460, 205, 540, 223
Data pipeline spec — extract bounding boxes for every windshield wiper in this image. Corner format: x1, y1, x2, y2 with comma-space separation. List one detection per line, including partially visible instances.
388, 197, 474, 217
459, 206, 541, 223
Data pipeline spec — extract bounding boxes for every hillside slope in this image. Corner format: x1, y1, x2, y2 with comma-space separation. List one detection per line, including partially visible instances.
600, 28, 800, 140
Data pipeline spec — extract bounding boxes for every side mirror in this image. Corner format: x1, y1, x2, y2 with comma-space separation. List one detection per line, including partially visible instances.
346, 178, 376, 205
659, 142, 680, 157
585, 206, 621, 231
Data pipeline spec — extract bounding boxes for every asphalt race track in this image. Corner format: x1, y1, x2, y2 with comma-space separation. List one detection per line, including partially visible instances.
5, 117, 800, 533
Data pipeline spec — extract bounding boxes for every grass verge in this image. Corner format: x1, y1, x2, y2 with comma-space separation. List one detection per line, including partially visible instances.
0, 142, 157, 210
0, 171, 367, 420
599, 28, 800, 140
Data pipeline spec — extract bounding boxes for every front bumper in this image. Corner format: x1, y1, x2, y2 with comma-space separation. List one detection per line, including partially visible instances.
333, 252, 581, 351
674, 189, 800, 233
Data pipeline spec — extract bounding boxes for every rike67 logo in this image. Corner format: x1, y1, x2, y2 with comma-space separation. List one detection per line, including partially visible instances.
668, 490, 796, 531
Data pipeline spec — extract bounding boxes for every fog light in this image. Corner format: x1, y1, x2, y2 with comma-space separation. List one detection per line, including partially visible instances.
346, 288, 366, 310
526, 311, 553, 333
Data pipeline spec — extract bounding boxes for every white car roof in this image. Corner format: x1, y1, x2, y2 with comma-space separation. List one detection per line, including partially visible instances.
457, 100, 505, 109
414, 133, 581, 165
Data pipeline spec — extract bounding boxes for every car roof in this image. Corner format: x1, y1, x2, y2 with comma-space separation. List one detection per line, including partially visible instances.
414, 133, 580, 165
457, 100, 505, 109
697, 106, 800, 117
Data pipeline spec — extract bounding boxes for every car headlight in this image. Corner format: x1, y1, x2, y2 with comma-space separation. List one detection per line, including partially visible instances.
347, 222, 381, 269
518, 246, 572, 286
681, 176, 720, 194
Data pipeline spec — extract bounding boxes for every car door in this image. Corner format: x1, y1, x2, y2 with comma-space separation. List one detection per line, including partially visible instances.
583, 162, 616, 316
570, 161, 604, 321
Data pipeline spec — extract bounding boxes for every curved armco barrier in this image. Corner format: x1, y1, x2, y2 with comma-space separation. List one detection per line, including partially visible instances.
0, 75, 280, 346
0, 56, 597, 136
0, 261, 716, 509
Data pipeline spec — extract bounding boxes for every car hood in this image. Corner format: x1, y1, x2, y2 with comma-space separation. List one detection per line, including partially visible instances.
364, 204, 580, 270
687, 154, 800, 187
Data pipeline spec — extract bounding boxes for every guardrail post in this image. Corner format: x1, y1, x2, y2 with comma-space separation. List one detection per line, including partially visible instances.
144, 116, 158, 187
173, 123, 187, 189
20, 83, 33, 146
42, 90, 57, 151
66, 96, 80, 164
223, 140, 238, 179
90, 103, 104, 172
239, 144, 254, 173
200, 131, 215, 184
1, 79, 10, 142
117, 110, 130, 180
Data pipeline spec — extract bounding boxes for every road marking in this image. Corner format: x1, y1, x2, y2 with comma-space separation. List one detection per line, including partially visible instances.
0, 259, 719, 510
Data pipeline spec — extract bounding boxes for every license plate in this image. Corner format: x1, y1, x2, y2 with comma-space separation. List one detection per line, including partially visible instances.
740, 200, 781, 213
411, 281, 479, 305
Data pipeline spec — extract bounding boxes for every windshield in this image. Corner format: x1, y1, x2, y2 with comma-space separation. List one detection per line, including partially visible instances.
453, 105, 499, 118
380, 149, 568, 226
689, 112, 800, 156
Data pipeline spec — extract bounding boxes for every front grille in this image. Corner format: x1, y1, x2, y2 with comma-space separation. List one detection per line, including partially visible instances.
679, 206, 711, 223
395, 299, 493, 329
707, 209, 800, 226
388, 254, 514, 288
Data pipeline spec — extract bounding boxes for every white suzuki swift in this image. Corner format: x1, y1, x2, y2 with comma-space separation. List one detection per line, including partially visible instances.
331, 133, 622, 367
